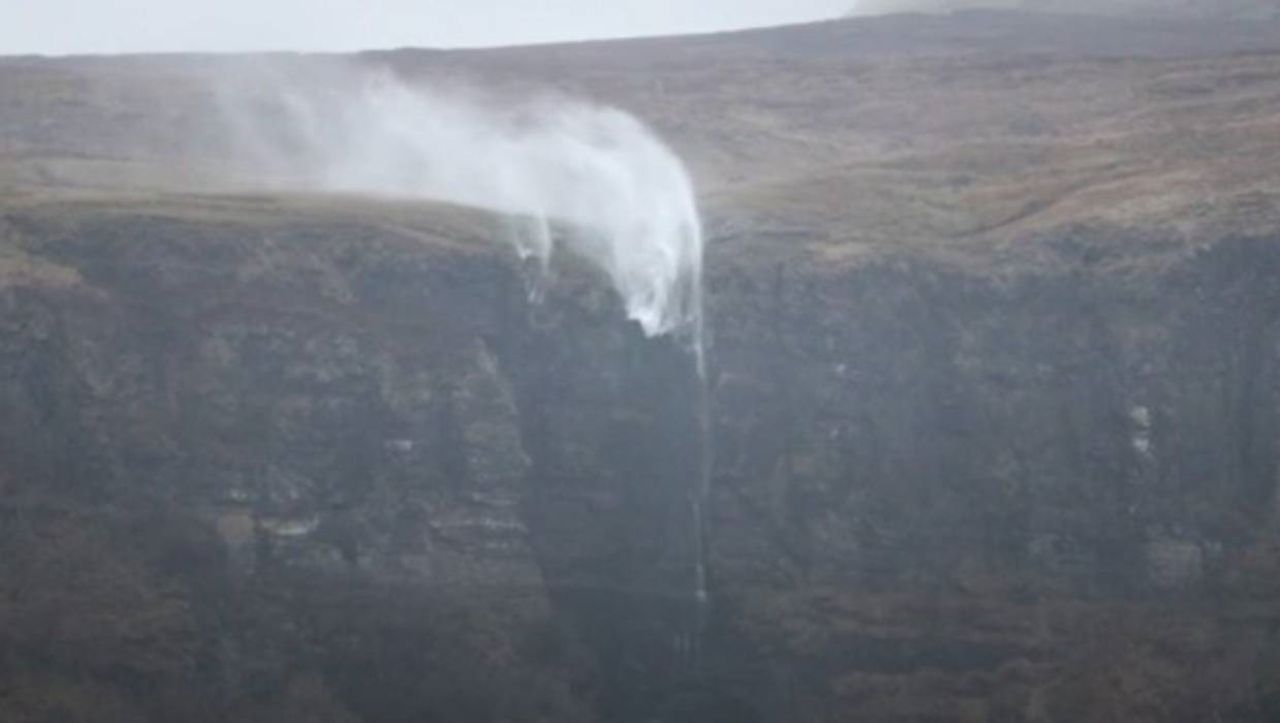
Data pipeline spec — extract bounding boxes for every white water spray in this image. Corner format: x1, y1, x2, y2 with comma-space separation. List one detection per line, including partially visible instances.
217, 60, 712, 641
217, 62, 704, 341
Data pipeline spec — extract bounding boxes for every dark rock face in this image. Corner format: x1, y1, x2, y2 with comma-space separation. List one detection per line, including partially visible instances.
703, 235, 1280, 721
1, 200, 1279, 722
0, 205, 589, 722
0, 201, 715, 723
499, 283, 709, 722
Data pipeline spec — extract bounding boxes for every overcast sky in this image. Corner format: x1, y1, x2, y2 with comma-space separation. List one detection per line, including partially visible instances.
1, 0, 858, 56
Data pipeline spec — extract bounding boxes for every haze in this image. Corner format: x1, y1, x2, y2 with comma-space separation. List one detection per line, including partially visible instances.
1, 0, 855, 55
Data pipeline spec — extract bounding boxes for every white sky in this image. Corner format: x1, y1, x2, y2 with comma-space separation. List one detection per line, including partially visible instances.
0, 0, 858, 56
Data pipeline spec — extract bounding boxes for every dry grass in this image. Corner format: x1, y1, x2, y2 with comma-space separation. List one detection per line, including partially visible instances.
3, 13, 1280, 275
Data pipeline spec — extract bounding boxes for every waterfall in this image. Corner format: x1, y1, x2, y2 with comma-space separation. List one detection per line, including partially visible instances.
216, 55, 713, 664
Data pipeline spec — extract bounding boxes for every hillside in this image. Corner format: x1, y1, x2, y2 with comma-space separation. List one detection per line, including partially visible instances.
3, 10, 1280, 723
5, 12, 1280, 265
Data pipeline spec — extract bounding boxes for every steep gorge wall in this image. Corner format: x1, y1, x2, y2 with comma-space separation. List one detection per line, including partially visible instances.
703, 231, 1280, 720
0, 200, 711, 723
0, 203, 585, 722
0, 201, 1278, 721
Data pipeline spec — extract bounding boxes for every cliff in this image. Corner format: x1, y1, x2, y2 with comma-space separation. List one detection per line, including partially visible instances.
2, 10, 1280, 722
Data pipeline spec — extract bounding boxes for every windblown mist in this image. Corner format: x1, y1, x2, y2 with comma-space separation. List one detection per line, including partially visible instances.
216, 63, 703, 339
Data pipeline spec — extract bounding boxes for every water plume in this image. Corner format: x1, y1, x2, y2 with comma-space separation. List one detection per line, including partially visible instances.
216, 61, 704, 342
215, 60, 713, 651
